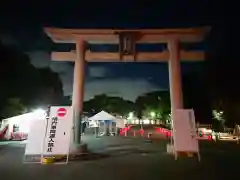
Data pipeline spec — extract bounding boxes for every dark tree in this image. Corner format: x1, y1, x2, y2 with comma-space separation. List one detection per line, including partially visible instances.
0, 98, 26, 118
135, 91, 171, 120
205, 25, 240, 126
0, 42, 64, 118
31, 67, 64, 107
83, 94, 135, 116
182, 70, 212, 124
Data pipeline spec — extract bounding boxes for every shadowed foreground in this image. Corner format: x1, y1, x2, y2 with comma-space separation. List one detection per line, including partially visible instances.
0, 136, 240, 180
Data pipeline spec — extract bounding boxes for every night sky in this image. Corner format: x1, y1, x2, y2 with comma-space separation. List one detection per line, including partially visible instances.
0, 0, 224, 101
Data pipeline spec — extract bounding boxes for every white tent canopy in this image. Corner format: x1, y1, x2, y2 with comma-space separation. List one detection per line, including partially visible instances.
89, 111, 116, 121
88, 111, 126, 128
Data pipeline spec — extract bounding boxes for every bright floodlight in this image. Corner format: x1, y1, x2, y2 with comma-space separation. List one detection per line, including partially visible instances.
128, 112, 134, 119
150, 111, 156, 118
33, 108, 45, 117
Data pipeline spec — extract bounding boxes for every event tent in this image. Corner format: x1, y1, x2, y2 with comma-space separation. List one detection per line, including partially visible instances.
0, 110, 46, 140
88, 111, 125, 128
89, 111, 116, 121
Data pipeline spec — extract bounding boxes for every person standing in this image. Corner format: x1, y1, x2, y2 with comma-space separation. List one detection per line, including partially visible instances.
82, 121, 86, 135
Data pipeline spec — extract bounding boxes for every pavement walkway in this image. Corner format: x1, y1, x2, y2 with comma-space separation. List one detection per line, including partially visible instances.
0, 135, 240, 180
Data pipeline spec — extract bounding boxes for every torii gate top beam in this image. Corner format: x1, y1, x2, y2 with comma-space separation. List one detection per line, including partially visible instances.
44, 27, 210, 62
44, 27, 210, 44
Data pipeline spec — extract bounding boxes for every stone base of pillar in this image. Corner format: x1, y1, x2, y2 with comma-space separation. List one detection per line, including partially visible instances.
69, 143, 88, 155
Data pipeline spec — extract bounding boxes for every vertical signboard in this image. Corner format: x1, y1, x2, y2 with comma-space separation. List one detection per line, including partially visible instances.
172, 109, 200, 161
41, 106, 73, 164
23, 118, 47, 163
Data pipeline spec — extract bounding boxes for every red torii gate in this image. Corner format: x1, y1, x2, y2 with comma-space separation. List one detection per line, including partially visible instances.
44, 27, 210, 145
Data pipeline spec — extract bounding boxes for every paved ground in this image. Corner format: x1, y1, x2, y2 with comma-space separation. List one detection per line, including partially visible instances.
0, 136, 240, 180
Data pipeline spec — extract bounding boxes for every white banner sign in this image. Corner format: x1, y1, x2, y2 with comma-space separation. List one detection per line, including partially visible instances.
42, 106, 73, 156
24, 118, 47, 163
173, 109, 199, 153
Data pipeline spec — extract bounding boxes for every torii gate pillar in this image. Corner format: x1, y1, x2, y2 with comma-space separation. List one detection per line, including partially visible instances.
168, 39, 183, 120
71, 40, 85, 144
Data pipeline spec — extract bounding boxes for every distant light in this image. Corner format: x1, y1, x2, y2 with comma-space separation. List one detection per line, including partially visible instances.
128, 112, 134, 119
150, 111, 156, 118
33, 109, 45, 117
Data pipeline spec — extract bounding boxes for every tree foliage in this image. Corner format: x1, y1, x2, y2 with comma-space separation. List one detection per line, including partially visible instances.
0, 42, 64, 118
204, 27, 240, 126
135, 91, 171, 121
83, 94, 135, 116
182, 71, 212, 124
0, 98, 26, 118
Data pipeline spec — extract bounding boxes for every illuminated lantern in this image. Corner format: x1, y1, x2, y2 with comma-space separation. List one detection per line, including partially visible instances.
208, 135, 212, 140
